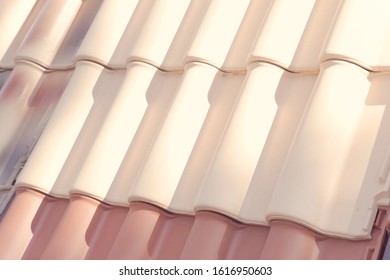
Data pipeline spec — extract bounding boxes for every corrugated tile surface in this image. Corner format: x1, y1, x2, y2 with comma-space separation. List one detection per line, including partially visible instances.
0, 0, 390, 259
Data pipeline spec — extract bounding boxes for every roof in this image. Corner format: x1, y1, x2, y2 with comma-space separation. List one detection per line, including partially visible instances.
0, 0, 390, 259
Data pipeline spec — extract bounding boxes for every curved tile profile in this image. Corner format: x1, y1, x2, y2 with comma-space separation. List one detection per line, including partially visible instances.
249, 0, 340, 71
0, 0, 37, 65
2, 0, 390, 260
185, 0, 254, 70
0, 188, 68, 260
0, 0, 45, 69
107, 202, 165, 259
0, 62, 43, 185
109, 0, 191, 69
105, 68, 182, 205
194, 62, 283, 219
40, 195, 101, 259
49, 0, 104, 68
15, 0, 82, 68
0, 62, 71, 186
169, 68, 244, 214
194, 62, 316, 224
15, 61, 103, 196
70, 62, 168, 203
261, 220, 320, 259
321, 0, 390, 70
20, 189, 69, 260
75, 0, 139, 67
180, 211, 269, 260
84, 203, 128, 260
267, 60, 386, 238
128, 63, 217, 209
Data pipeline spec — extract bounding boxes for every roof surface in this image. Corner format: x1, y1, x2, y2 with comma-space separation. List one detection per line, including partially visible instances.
0, 0, 390, 259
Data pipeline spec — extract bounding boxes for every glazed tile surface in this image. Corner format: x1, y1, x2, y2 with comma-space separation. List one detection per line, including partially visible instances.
1, 0, 390, 259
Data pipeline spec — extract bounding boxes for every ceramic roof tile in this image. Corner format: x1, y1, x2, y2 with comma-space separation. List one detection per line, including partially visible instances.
195, 63, 316, 223
321, 0, 390, 70
249, 0, 340, 71
49, 0, 104, 68
1, 192, 389, 260
0, 0, 37, 66
105, 69, 182, 205
193, 63, 283, 218
268, 60, 387, 238
109, 0, 192, 69
1, 0, 390, 260
40, 195, 102, 259
75, 0, 138, 67
15, 0, 82, 68
16, 61, 103, 196
128, 63, 217, 209
70, 62, 178, 204
0, 62, 70, 187
0, 0, 45, 69
0, 188, 68, 259
184, 0, 261, 70
168, 69, 244, 213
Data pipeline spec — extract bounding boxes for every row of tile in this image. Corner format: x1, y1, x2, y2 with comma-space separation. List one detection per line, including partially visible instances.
0, 58, 388, 239
0, 189, 388, 259
2, 0, 390, 71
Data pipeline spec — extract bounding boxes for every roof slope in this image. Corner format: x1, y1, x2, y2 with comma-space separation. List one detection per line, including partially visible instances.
0, 0, 390, 259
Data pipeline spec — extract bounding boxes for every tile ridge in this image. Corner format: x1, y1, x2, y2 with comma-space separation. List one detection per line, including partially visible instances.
321, 57, 390, 73
13, 58, 74, 72
266, 215, 372, 241
247, 58, 319, 74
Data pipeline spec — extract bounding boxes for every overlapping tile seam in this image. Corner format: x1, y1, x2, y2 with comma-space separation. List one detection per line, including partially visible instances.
7, 53, 390, 74
2, 57, 381, 202
2, 0, 390, 259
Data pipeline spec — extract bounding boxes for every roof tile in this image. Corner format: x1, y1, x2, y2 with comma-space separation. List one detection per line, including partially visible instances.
15, 0, 82, 68
0, 0, 37, 66
109, 0, 192, 69
268, 60, 387, 238
321, 0, 390, 70
194, 63, 315, 222
1, 0, 390, 259
16, 61, 101, 195
249, 0, 340, 71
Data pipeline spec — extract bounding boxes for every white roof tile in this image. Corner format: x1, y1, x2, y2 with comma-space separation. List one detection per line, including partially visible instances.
185, 0, 252, 70
194, 63, 316, 221
105, 69, 182, 205
249, 0, 340, 71
267, 60, 386, 238
109, 0, 191, 68
239, 70, 317, 224
169, 68, 245, 213
16, 61, 102, 195
15, 0, 82, 68
49, 0, 104, 68
75, 0, 139, 67
70, 62, 157, 201
2, 0, 390, 242
0, 0, 37, 66
321, 0, 390, 70
0, 0, 45, 68
194, 63, 283, 217
128, 63, 217, 209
